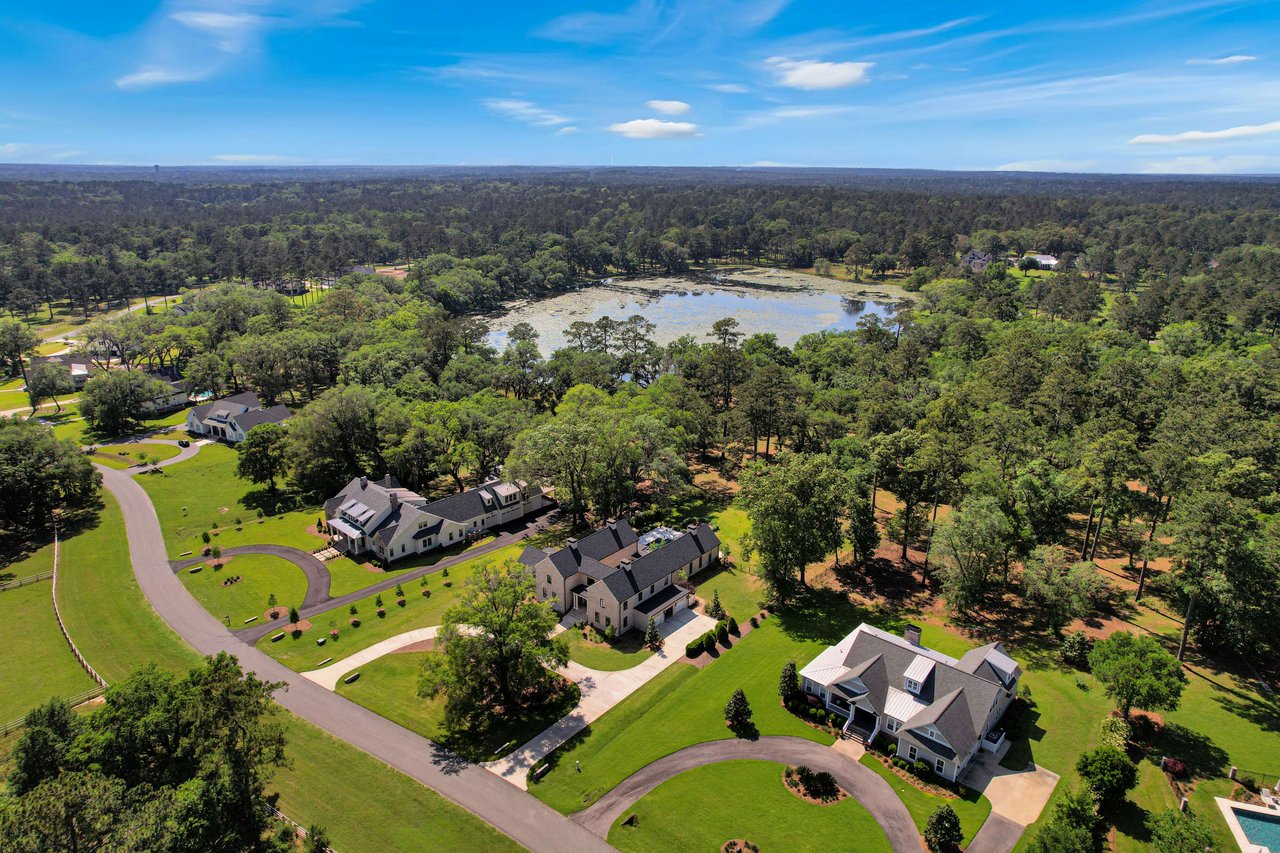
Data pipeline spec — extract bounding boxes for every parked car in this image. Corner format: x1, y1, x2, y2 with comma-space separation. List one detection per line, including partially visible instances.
177, 439, 190, 447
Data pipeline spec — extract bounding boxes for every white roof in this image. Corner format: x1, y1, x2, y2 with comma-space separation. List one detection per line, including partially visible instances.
884, 686, 929, 722
327, 517, 363, 539
904, 654, 935, 684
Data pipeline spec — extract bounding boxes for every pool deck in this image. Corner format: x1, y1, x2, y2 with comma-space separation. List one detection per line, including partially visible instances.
1217, 796, 1280, 853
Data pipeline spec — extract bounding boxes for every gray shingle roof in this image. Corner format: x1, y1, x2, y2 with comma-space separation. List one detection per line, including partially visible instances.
233, 403, 291, 432
192, 391, 260, 420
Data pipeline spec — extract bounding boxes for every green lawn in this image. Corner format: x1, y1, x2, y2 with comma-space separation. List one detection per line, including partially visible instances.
609, 759, 891, 852
564, 627, 655, 671
270, 712, 521, 853
324, 534, 500, 598
139, 443, 329, 557
530, 619, 837, 814
0, 580, 98, 721
859, 753, 990, 845
91, 442, 182, 470
256, 543, 526, 671
334, 651, 579, 761
54, 494, 203, 683
179, 553, 309, 627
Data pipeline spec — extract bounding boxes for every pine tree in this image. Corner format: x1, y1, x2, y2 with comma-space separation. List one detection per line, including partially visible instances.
288, 606, 299, 626
644, 616, 663, 651
725, 688, 753, 731
708, 589, 724, 619
779, 661, 800, 705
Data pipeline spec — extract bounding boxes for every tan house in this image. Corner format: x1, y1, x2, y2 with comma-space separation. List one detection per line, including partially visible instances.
521, 519, 720, 635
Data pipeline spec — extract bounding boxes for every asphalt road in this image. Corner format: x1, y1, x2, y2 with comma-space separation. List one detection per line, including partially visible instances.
171, 543, 332, 608
98, 464, 615, 853
571, 735, 922, 852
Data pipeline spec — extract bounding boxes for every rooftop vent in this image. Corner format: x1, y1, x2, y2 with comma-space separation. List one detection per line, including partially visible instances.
903, 624, 922, 647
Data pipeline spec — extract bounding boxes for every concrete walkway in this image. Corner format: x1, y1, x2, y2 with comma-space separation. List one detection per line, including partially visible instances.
571, 735, 922, 852
483, 608, 715, 789
961, 750, 1059, 853
303, 626, 441, 689
171, 543, 332, 609
96, 463, 615, 853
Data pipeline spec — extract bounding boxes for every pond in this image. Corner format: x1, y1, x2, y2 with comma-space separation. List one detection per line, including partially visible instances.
486, 269, 909, 352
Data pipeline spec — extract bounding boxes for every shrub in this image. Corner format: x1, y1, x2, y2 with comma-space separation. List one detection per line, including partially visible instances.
350, 618, 361, 628
716, 621, 730, 645
796, 767, 839, 801
288, 606, 299, 625
1076, 746, 1138, 805
724, 689, 752, 733
1161, 758, 1187, 779
349, 604, 357, 616
329, 629, 339, 640
1098, 716, 1130, 750
397, 598, 406, 607
924, 804, 963, 852
441, 567, 449, 577
778, 661, 800, 705
913, 760, 931, 778
749, 615, 759, 628
422, 589, 431, 597
703, 632, 717, 653
375, 594, 383, 607
728, 615, 739, 635
1149, 809, 1213, 853
395, 583, 404, 597
1060, 630, 1093, 669
376, 607, 386, 618
686, 639, 701, 657
887, 742, 897, 756
202, 531, 211, 544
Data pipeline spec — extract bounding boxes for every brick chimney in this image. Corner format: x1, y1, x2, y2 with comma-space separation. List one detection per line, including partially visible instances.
388, 491, 399, 510
903, 624, 922, 646
567, 537, 578, 554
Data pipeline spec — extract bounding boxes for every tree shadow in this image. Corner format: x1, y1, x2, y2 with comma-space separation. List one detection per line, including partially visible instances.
729, 720, 760, 741
1144, 722, 1229, 779
998, 697, 1045, 771
0, 500, 104, 574
1109, 798, 1154, 844
771, 585, 906, 646
832, 555, 921, 604
241, 487, 306, 516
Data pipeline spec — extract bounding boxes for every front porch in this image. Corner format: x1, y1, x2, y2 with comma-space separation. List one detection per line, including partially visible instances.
824, 692, 880, 743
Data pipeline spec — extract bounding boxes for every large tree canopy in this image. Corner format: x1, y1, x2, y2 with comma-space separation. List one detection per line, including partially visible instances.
0, 419, 100, 534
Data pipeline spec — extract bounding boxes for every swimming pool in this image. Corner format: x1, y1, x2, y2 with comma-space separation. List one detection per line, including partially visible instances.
1219, 797, 1280, 852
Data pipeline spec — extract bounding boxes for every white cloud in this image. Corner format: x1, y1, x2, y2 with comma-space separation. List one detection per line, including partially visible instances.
116, 66, 213, 89
607, 118, 699, 139
994, 159, 1100, 172
169, 11, 264, 53
646, 99, 691, 115
0, 143, 83, 162
709, 83, 749, 93
212, 154, 296, 163
765, 56, 873, 90
539, 0, 788, 44
555, 126, 580, 136
1129, 119, 1280, 144
484, 99, 572, 127
1187, 54, 1256, 65
1140, 154, 1280, 174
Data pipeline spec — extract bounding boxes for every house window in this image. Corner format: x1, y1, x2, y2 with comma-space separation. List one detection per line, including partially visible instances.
622, 616, 628, 628
886, 719, 900, 733
935, 758, 945, 774
546, 574, 551, 583
907, 745, 918, 761
605, 616, 611, 627
905, 678, 921, 693
622, 600, 629, 610
648, 585, 654, 594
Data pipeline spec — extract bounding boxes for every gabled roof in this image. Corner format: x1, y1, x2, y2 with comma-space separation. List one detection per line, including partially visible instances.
799, 623, 1014, 760
192, 391, 259, 420
233, 403, 291, 432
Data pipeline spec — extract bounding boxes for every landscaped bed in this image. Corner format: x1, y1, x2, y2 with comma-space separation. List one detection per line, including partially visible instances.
334, 650, 579, 761
859, 752, 990, 846
607, 759, 891, 853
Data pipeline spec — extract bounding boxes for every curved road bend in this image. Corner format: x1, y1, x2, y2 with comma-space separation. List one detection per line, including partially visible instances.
237, 510, 554, 644
572, 736, 922, 852
98, 464, 614, 853
171, 544, 332, 609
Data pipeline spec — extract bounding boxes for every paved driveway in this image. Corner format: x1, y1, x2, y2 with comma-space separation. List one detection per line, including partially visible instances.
962, 750, 1059, 853
571, 735, 922, 852
484, 608, 715, 789
172, 543, 332, 608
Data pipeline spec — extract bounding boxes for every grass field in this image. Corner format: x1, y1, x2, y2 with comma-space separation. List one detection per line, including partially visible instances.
53, 494, 203, 682
530, 619, 837, 814
608, 759, 892, 853
270, 713, 521, 853
335, 650, 579, 760
91, 442, 182, 469
139, 443, 329, 557
179, 553, 310, 626
0, 580, 97, 722
564, 627, 655, 671
257, 542, 525, 671
860, 753, 990, 845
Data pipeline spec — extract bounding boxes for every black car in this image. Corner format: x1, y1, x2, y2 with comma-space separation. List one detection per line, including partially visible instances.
177, 439, 191, 447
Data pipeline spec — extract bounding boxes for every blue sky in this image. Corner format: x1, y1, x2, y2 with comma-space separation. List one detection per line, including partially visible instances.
2, 0, 1279, 173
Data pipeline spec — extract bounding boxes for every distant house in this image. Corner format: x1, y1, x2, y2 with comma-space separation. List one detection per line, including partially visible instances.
799, 623, 1020, 782
145, 366, 189, 412
324, 474, 551, 564
522, 519, 720, 635
185, 391, 291, 443
961, 249, 994, 272
1025, 253, 1059, 270
29, 354, 96, 389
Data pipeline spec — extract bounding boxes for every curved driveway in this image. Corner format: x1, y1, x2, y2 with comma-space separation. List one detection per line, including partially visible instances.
571, 736, 921, 852
97, 464, 614, 853
171, 544, 331, 608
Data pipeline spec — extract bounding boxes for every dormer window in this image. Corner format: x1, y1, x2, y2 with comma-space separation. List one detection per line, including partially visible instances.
904, 678, 921, 694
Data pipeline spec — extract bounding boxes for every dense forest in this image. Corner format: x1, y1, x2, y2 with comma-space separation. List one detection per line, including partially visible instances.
4, 168, 1280, 670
